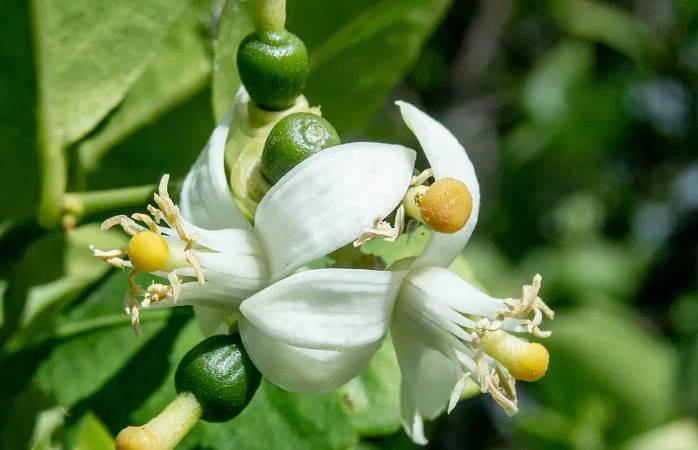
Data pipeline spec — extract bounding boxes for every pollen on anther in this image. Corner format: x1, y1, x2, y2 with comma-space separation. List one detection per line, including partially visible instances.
418, 177, 473, 234
128, 231, 169, 273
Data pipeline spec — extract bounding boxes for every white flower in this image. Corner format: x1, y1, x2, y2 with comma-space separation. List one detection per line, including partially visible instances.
238, 101, 554, 444
91, 93, 416, 335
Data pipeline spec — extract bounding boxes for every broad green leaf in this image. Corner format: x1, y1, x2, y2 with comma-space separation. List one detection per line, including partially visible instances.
86, 87, 214, 190
78, 1, 212, 171
3, 224, 128, 351
286, 0, 376, 52
86, 320, 358, 450
339, 336, 402, 436
524, 40, 593, 125
306, 0, 453, 134
76, 413, 113, 450
620, 419, 698, 450
31, 272, 175, 407
551, 0, 657, 64
0, 0, 40, 221
541, 306, 678, 442
34, 0, 189, 146
211, 0, 255, 121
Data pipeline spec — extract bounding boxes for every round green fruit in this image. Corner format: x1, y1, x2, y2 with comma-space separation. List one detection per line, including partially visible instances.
175, 334, 261, 423
237, 30, 308, 111
261, 112, 341, 185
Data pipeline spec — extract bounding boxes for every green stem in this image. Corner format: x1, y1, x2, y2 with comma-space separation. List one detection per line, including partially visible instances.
32, 0, 67, 229
254, 0, 286, 32
63, 184, 156, 221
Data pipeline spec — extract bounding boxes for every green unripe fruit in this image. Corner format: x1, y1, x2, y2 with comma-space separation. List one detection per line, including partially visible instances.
175, 334, 261, 423
261, 112, 341, 185
237, 30, 308, 111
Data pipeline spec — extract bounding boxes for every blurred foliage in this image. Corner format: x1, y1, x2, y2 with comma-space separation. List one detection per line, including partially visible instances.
1, 0, 698, 449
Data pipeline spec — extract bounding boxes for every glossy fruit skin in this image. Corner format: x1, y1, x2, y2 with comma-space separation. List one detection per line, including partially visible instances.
237, 30, 308, 111
261, 112, 341, 184
175, 334, 261, 423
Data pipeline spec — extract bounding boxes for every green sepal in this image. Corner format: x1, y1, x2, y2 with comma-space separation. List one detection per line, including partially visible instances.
237, 30, 308, 111
175, 334, 261, 423
261, 112, 341, 185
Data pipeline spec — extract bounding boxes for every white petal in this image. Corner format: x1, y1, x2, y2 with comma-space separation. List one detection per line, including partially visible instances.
255, 142, 416, 281
240, 269, 405, 351
239, 315, 382, 394
392, 307, 461, 444
180, 88, 251, 231
396, 101, 481, 268
193, 306, 231, 337
405, 266, 507, 319
145, 281, 244, 310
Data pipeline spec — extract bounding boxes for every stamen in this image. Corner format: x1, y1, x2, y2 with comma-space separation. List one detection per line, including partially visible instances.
131, 213, 160, 234
410, 168, 433, 186
90, 245, 127, 269
101, 215, 142, 236
184, 250, 205, 286
353, 205, 405, 247
480, 274, 554, 338
448, 372, 472, 413
153, 175, 197, 250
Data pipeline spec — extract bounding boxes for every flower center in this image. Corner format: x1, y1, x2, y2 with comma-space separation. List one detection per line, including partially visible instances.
128, 231, 169, 273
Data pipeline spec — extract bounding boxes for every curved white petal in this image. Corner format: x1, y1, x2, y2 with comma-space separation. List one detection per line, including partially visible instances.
392, 306, 461, 444
405, 266, 507, 319
180, 87, 251, 231
255, 142, 416, 281
145, 281, 244, 309
239, 315, 382, 394
240, 269, 405, 351
193, 306, 231, 337
396, 101, 481, 269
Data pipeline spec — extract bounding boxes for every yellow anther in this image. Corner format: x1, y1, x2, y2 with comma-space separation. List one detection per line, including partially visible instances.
128, 231, 169, 273
479, 330, 549, 382
416, 178, 472, 234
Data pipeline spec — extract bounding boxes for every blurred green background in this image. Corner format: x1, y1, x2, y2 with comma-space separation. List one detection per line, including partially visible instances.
1, 0, 697, 448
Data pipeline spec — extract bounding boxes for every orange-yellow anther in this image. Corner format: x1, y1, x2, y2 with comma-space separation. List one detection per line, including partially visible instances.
115, 426, 160, 450
417, 178, 472, 234
128, 231, 169, 273
479, 330, 549, 382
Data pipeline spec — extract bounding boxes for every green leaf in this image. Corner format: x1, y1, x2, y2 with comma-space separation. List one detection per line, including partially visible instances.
3, 224, 128, 351
86, 86, 214, 190
541, 306, 678, 442
620, 420, 698, 450
339, 336, 402, 436
551, 0, 657, 64
286, 0, 376, 53
305, 0, 453, 134
524, 40, 594, 125
77, 1, 212, 171
76, 413, 113, 450
30, 272, 175, 407
33, 0, 190, 146
0, 0, 40, 221
87, 320, 358, 450
211, 0, 256, 121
